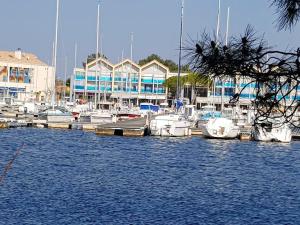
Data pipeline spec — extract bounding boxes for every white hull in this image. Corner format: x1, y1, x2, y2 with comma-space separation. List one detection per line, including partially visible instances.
150, 115, 191, 137
200, 118, 240, 139
47, 115, 73, 123
90, 111, 117, 124
253, 125, 292, 143
90, 115, 114, 124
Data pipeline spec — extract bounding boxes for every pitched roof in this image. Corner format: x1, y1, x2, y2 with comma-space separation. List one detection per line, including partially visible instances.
87, 56, 114, 69
0, 51, 48, 66
114, 59, 140, 70
140, 59, 169, 72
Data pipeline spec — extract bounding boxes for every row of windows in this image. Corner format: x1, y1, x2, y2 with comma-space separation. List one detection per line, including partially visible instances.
114, 77, 139, 82
215, 82, 259, 88
75, 85, 113, 91
75, 74, 165, 84
74, 85, 166, 94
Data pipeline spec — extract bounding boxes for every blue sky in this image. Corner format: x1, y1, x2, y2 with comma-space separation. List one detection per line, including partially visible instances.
0, 0, 300, 78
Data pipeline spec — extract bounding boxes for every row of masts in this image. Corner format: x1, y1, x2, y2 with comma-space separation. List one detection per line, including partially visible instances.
213, 0, 231, 112
51, 0, 231, 108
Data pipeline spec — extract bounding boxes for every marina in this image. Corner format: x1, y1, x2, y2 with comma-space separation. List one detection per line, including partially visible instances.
0, 109, 300, 140
1, 0, 300, 224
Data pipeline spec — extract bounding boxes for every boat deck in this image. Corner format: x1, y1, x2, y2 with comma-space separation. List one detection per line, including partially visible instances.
96, 117, 149, 136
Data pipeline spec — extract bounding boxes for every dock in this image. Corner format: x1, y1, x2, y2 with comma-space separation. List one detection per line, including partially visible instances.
239, 126, 252, 141
191, 127, 202, 135
96, 117, 150, 137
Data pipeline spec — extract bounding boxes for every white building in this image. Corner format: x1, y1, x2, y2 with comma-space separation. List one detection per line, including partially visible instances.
0, 50, 55, 102
72, 58, 176, 106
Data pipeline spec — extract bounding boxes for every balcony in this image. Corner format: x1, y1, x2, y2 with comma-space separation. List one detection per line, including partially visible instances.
75, 75, 85, 80
75, 85, 85, 90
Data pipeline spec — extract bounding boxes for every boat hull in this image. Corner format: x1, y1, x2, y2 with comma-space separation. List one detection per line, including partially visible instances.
200, 118, 240, 139
253, 125, 292, 143
150, 115, 191, 137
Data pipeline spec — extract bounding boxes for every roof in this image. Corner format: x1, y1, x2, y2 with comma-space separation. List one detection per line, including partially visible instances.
141, 60, 169, 72
0, 51, 48, 66
87, 56, 114, 69
114, 59, 140, 70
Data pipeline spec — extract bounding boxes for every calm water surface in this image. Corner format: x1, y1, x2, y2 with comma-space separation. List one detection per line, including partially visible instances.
0, 128, 299, 225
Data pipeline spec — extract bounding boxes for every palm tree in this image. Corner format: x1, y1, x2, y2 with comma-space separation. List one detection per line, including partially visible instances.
272, 0, 300, 30
164, 73, 211, 103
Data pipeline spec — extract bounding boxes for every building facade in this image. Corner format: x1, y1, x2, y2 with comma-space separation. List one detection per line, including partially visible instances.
195, 77, 300, 110
0, 50, 55, 102
72, 58, 173, 106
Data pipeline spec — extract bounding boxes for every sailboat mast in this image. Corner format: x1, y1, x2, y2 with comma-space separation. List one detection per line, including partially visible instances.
129, 32, 133, 106
176, 0, 184, 100
71, 42, 77, 102
96, 1, 100, 107
221, 6, 230, 112
216, 0, 221, 44
225, 7, 230, 46
52, 0, 60, 106
212, 0, 221, 112
64, 56, 67, 102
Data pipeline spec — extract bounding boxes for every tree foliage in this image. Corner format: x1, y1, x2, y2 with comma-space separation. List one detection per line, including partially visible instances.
185, 25, 300, 127
272, 0, 300, 30
138, 54, 189, 72
164, 72, 210, 98
82, 53, 108, 68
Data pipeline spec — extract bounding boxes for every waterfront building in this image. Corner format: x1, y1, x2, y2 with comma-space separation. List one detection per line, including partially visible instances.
72, 58, 173, 106
193, 77, 259, 110
193, 76, 300, 110
0, 49, 55, 102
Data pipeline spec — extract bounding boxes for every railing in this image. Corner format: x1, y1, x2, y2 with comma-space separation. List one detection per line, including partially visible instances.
141, 79, 165, 84
75, 75, 85, 80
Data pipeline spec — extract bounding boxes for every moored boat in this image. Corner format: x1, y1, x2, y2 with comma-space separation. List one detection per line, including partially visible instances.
252, 123, 292, 143
200, 117, 240, 139
150, 114, 191, 137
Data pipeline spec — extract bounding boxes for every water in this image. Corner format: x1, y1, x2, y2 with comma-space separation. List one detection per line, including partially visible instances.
0, 128, 299, 225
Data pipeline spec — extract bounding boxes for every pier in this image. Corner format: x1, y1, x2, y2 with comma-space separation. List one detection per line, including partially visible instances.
1, 112, 300, 141
96, 117, 150, 137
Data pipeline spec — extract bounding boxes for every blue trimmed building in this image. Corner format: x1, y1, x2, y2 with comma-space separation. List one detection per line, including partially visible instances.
71, 58, 172, 106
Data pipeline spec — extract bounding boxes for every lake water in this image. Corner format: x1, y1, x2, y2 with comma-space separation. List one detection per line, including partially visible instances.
0, 128, 299, 225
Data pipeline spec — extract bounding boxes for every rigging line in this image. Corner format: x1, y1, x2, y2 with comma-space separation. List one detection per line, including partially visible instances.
0, 143, 25, 185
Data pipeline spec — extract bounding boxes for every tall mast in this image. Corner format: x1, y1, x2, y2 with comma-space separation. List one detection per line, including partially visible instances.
64, 56, 67, 102
129, 32, 133, 106
222, 6, 230, 112
130, 32, 133, 62
216, 0, 221, 44
71, 42, 77, 101
212, 0, 221, 111
176, 0, 184, 100
225, 7, 230, 46
52, 0, 60, 106
96, 1, 100, 107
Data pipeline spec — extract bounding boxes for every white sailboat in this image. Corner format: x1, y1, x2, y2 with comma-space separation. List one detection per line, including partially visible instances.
149, 0, 191, 137
200, 117, 239, 139
200, 1, 240, 139
253, 123, 292, 143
